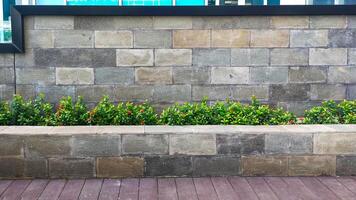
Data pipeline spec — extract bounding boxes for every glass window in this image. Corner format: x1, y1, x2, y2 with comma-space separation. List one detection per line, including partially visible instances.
67, 0, 119, 5
122, 0, 172, 6
176, 0, 205, 5
36, 0, 66, 5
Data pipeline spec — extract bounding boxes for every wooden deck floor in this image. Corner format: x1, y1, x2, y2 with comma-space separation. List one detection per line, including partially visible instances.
1, 177, 356, 200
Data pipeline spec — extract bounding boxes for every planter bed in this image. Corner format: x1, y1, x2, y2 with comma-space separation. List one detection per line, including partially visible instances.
0, 125, 356, 179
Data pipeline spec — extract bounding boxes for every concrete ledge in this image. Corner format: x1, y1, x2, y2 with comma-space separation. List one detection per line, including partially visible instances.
0, 125, 355, 178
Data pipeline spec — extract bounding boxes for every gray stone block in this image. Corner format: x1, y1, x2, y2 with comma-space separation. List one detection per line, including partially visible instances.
95, 68, 134, 85
309, 48, 347, 66
25, 30, 54, 48
231, 49, 269, 66
277, 101, 320, 117
155, 49, 192, 66
53, 30, 94, 48
173, 67, 210, 84
34, 16, 74, 30
70, 135, 121, 157
95, 31, 133, 48
192, 17, 240, 29
237, 16, 270, 28
310, 84, 346, 100
145, 156, 192, 176
116, 49, 154, 67
16, 68, 55, 85
24, 159, 48, 178
348, 16, 356, 28
192, 86, 231, 101
265, 134, 313, 154
114, 86, 154, 102
122, 135, 168, 155
35, 86, 76, 103
193, 49, 230, 67
270, 84, 310, 102
153, 85, 191, 102
310, 16, 347, 28
250, 67, 288, 84
0, 54, 14, 67
0, 68, 14, 84
0, 85, 15, 101
217, 134, 264, 155
170, 134, 216, 155
349, 49, 356, 65
231, 85, 269, 101
0, 135, 23, 156
271, 49, 308, 66
134, 30, 171, 48
74, 16, 153, 30
15, 49, 35, 67
290, 30, 328, 47
0, 157, 24, 178
135, 67, 172, 85
56, 68, 94, 85
289, 66, 327, 83
211, 67, 249, 84
329, 29, 356, 48
77, 86, 115, 102
49, 158, 95, 178
336, 156, 356, 176
24, 136, 71, 158
348, 85, 356, 99
153, 16, 192, 29
328, 66, 356, 84
193, 156, 241, 176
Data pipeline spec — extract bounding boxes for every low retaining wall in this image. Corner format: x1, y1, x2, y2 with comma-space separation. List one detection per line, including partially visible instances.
0, 125, 356, 178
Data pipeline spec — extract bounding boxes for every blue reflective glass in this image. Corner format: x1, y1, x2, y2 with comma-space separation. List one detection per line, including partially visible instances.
67, 0, 118, 5
36, 0, 66, 5
122, 0, 172, 5
176, 0, 205, 5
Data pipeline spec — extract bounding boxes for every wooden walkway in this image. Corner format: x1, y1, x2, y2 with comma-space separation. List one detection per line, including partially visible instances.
1, 177, 356, 200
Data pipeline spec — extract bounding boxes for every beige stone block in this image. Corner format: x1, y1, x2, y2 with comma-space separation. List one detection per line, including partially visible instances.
154, 16, 193, 29
173, 30, 210, 48
288, 156, 336, 176
314, 133, 356, 154
96, 157, 144, 178
95, 31, 133, 48
116, 49, 153, 67
212, 30, 250, 48
270, 16, 309, 28
170, 134, 216, 155
135, 67, 172, 85
242, 156, 288, 176
155, 49, 192, 66
56, 68, 94, 85
251, 30, 289, 47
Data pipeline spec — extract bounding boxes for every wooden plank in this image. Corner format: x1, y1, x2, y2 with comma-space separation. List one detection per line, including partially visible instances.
139, 178, 157, 200
0, 180, 31, 200
98, 179, 121, 200
282, 177, 321, 200
38, 179, 66, 200
158, 178, 178, 200
119, 178, 139, 200
318, 177, 356, 200
0, 180, 13, 196
211, 177, 239, 200
228, 177, 258, 200
176, 178, 198, 200
20, 179, 49, 200
246, 177, 278, 200
58, 179, 85, 200
300, 177, 339, 200
193, 178, 218, 200
264, 177, 296, 200
337, 177, 356, 195
79, 179, 103, 200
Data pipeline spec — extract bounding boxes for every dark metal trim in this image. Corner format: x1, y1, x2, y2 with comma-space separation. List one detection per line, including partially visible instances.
2, 5, 356, 53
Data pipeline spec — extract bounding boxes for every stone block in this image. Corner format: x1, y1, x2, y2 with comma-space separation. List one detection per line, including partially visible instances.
349, 48, 356, 65
95, 31, 133, 48
153, 16, 192, 29
265, 134, 313, 154
95, 68, 134, 85
328, 66, 356, 84
0, 157, 24, 178
212, 30, 250, 48
35, 86, 76, 103
96, 157, 144, 178
145, 156, 192, 176
251, 30, 289, 47
193, 156, 241, 176
0, 85, 15, 101
135, 67, 172, 85
289, 66, 327, 83
56, 68, 94, 85
241, 156, 288, 176
288, 156, 336, 176
70, 135, 120, 157
310, 84, 346, 100
114, 86, 154, 102
314, 133, 356, 154
348, 85, 356, 99
153, 85, 191, 102
0, 68, 14, 84
329, 29, 356, 48
24, 159, 48, 178
34, 16, 74, 29
217, 134, 264, 155
336, 156, 356, 176
77, 85, 115, 102
25, 30, 54, 48
310, 48, 347, 65
348, 16, 356, 28
173, 67, 210, 84
134, 30, 171, 48
193, 49, 230, 67
53, 30, 94, 48
116, 49, 153, 67
271, 48, 308, 66
231, 86, 268, 101
237, 16, 270, 28
122, 135, 168, 155
192, 17, 240, 29
310, 16, 347, 28
0, 54, 13, 67
231, 49, 269, 66
49, 158, 94, 178
15, 49, 35, 67
250, 67, 288, 84
211, 67, 249, 84
270, 16, 309, 28
0, 135, 23, 156
74, 16, 153, 30
155, 49, 192, 66
24, 16, 34, 30
16, 68, 55, 85
269, 84, 310, 101
24, 136, 71, 158
170, 134, 216, 155
290, 30, 328, 47
173, 30, 210, 48
277, 101, 319, 117
192, 86, 231, 101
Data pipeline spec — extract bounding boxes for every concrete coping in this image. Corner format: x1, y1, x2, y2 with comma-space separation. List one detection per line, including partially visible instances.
0, 125, 355, 135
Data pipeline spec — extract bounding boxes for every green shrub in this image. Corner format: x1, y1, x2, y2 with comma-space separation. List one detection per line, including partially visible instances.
89, 96, 117, 125
0, 101, 11, 125
56, 96, 89, 126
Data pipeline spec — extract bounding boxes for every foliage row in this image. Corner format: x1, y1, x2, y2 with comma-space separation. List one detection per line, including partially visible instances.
0, 94, 355, 126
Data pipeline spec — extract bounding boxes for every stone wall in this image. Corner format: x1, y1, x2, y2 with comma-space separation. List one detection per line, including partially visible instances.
0, 125, 355, 178
1, 15, 356, 114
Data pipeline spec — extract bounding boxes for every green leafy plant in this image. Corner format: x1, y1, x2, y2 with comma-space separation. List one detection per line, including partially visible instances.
89, 96, 117, 125
0, 101, 11, 125
56, 96, 89, 126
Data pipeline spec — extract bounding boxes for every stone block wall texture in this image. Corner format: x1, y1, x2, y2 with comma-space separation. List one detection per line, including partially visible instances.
2, 15, 356, 114
0, 125, 356, 178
